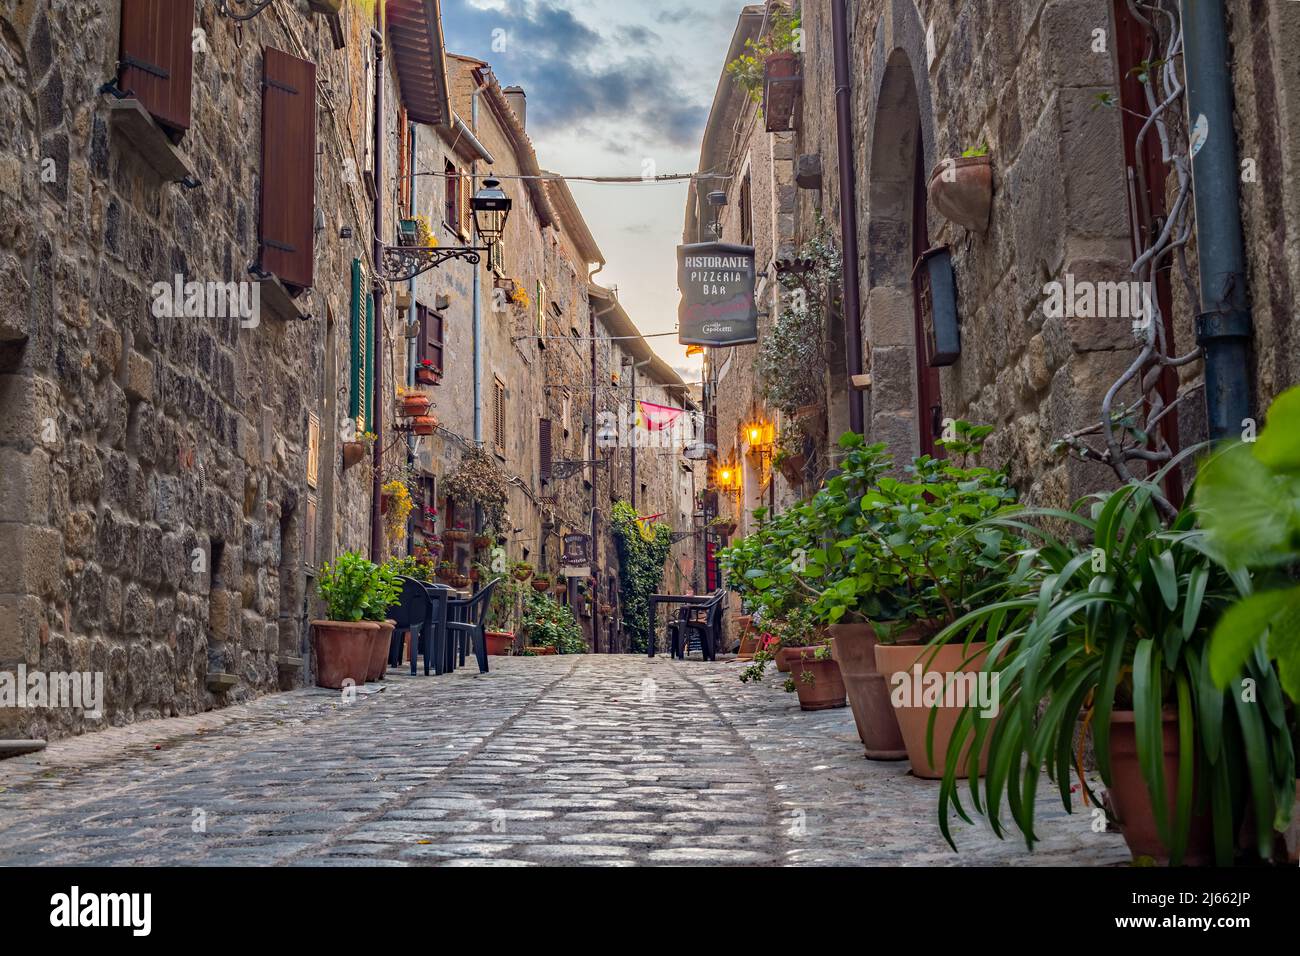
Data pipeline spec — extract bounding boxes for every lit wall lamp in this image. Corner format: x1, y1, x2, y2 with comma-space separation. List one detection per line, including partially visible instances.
745, 419, 775, 453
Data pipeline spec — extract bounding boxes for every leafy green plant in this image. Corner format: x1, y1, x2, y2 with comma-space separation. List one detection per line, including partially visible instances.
757, 220, 840, 419
724, 6, 802, 105
387, 554, 433, 583
521, 590, 586, 654
610, 501, 673, 654
363, 561, 403, 622
931, 479, 1295, 865
442, 446, 510, 535
486, 574, 524, 633
1196, 385, 1300, 704
960, 143, 990, 158
317, 552, 378, 622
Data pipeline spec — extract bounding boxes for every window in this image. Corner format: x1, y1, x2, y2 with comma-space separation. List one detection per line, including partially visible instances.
539, 417, 553, 482
260, 47, 318, 289
444, 161, 459, 229
493, 377, 506, 455
739, 173, 753, 246
417, 302, 444, 375
118, 0, 194, 132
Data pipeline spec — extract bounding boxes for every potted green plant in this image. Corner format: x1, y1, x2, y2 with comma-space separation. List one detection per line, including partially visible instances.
512, 561, 534, 582
531, 573, 551, 593
931, 475, 1295, 866
363, 561, 403, 681
521, 590, 587, 655
313, 552, 381, 689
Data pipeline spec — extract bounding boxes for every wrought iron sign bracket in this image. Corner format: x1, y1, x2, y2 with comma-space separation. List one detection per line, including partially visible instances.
380, 245, 485, 283
215, 0, 277, 22
551, 459, 608, 481
669, 530, 700, 544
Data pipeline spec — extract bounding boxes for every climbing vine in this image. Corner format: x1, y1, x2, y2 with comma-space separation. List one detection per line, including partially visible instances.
610, 501, 673, 654
756, 218, 841, 419
442, 445, 510, 535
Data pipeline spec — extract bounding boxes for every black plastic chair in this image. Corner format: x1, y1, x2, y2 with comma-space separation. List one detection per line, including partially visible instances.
446, 578, 499, 675
668, 590, 725, 661
386, 577, 452, 676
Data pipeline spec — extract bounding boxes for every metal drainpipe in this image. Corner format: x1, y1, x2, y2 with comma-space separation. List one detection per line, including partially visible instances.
1181, 0, 1252, 441
369, 21, 385, 563
589, 263, 605, 652
832, 0, 865, 435
472, 86, 484, 444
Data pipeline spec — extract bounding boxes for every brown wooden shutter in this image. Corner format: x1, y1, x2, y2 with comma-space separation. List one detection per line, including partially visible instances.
118, 0, 194, 132
460, 173, 473, 239
423, 307, 445, 374
260, 47, 317, 290
493, 379, 506, 453
539, 418, 553, 482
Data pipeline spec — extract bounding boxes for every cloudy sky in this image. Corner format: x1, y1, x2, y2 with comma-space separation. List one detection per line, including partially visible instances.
440, 0, 752, 380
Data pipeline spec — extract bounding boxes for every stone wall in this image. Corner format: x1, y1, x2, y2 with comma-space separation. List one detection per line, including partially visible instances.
0, 0, 391, 739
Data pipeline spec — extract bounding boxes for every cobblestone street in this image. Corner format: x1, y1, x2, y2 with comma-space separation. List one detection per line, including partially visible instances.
0, 657, 1129, 867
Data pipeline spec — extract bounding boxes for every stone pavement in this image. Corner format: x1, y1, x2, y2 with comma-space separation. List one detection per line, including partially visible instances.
0, 655, 1131, 866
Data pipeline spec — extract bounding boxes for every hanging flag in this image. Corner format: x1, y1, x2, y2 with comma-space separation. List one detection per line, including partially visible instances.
635, 512, 666, 541
636, 400, 685, 432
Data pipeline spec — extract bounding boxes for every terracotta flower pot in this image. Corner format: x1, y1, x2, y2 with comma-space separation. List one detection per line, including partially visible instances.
531, 578, 551, 592
416, 367, 440, 386
312, 621, 378, 690
734, 615, 757, 659
412, 415, 436, 436
873, 640, 993, 779
366, 621, 395, 682
485, 631, 513, 656
513, 567, 533, 581
928, 154, 993, 233
444, 529, 470, 543
473, 535, 492, 550
774, 643, 793, 672
401, 394, 431, 418
525, 646, 557, 656
1106, 711, 1215, 866
786, 647, 847, 711
341, 441, 367, 471
829, 622, 920, 760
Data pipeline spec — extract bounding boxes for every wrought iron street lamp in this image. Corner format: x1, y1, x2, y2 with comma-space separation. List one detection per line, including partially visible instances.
380, 179, 514, 283
471, 178, 512, 246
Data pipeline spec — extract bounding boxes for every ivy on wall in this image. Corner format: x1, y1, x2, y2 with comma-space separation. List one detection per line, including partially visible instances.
610, 501, 673, 654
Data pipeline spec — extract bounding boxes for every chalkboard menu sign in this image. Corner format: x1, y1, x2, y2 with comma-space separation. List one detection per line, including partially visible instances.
677, 242, 759, 347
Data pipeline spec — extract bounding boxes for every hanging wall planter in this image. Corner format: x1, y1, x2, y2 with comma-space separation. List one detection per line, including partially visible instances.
341, 441, 367, 471
927, 153, 993, 234
411, 415, 437, 436
400, 391, 431, 418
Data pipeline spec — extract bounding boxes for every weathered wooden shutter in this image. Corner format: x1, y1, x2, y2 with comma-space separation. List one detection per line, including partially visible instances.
349, 259, 366, 428
424, 307, 445, 374
118, 0, 194, 131
493, 379, 506, 453
260, 47, 317, 290
364, 292, 375, 432
539, 418, 553, 482
460, 174, 473, 239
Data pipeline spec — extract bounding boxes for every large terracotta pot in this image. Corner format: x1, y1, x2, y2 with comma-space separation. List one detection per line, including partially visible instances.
927, 154, 993, 233
1107, 711, 1215, 866
830, 622, 922, 760
365, 621, 395, 682
785, 647, 846, 711
485, 631, 513, 656
312, 621, 379, 690
735, 615, 758, 660
873, 640, 992, 779
775, 644, 793, 672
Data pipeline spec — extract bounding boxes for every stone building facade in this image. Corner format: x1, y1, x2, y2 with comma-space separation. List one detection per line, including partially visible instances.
689, 0, 1300, 534
0, 0, 697, 742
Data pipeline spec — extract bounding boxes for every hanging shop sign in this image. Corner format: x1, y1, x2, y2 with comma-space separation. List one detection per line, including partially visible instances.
561, 532, 591, 578
677, 242, 759, 347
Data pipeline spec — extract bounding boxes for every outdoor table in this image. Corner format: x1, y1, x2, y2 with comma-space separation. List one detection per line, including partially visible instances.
646, 593, 714, 657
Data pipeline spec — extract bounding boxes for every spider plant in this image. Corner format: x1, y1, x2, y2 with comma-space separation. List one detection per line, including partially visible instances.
928, 476, 1295, 865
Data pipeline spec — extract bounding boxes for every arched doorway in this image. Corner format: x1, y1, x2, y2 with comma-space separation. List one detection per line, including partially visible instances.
863, 41, 942, 461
